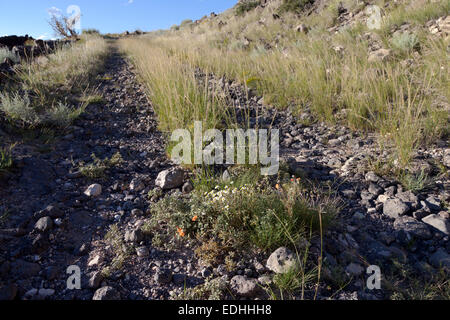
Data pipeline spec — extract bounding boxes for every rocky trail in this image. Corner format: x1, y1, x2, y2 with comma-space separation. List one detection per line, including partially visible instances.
0, 45, 188, 300
1, 43, 449, 301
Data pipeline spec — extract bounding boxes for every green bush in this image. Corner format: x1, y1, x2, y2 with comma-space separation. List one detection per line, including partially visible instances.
278, 0, 315, 14
148, 177, 338, 252
390, 32, 420, 53
82, 28, 100, 35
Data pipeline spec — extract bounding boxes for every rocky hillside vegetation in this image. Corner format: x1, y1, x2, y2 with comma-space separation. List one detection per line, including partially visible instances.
0, 0, 449, 301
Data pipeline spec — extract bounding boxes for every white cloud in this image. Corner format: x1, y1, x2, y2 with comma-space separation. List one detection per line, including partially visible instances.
37, 33, 49, 40
47, 6, 62, 17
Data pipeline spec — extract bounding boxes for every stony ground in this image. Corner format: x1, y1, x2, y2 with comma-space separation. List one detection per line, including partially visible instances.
0, 43, 449, 301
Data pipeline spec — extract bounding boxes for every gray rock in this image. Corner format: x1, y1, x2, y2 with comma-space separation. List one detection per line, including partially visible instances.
136, 246, 149, 257
84, 184, 102, 197
258, 275, 273, 286
173, 274, 187, 285
383, 198, 409, 218
88, 271, 103, 289
182, 182, 193, 194
429, 249, 450, 269
444, 151, 450, 167
222, 170, 231, 182
345, 263, 365, 276
129, 178, 145, 192
368, 48, 392, 62
154, 269, 172, 284
92, 286, 121, 300
34, 217, 53, 233
422, 214, 450, 235
368, 184, 383, 196
365, 171, 381, 183
396, 191, 418, 206
36, 205, 63, 219
32, 234, 50, 253
230, 276, 261, 298
394, 216, 432, 240
124, 229, 144, 243
155, 169, 184, 190
361, 191, 376, 201
266, 247, 297, 274
424, 196, 442, 212
254, 261, 265, 274
37, 288, 55, 299
44, 266, 59, 280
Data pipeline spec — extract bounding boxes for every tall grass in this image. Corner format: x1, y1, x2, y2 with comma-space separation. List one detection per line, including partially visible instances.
118, 38, 227, 134
128, 0, 449, 167
1, 36, 108, 128
17, 35, 108, 105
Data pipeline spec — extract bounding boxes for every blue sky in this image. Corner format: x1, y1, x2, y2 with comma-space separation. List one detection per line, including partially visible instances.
0, 0, 236, 39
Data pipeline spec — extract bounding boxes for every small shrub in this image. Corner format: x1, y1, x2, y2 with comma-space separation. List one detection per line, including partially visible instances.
235, 1, 260, 16
0, 47, 19, 64
390, 32, 420, 53
398, 169, 431, 192
175, 277, 227, 300
0, 92, 85, 128
0, 145, 14, 172
0, 93, 38, 126
194, 240, 228, 267
278, 0, 315, 15
104, 224, 130, 271
149, 177, 338, 252
78, 152, 123, 179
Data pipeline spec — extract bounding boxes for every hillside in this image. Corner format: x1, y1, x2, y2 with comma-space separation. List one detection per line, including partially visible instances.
0, 0, 449, 301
